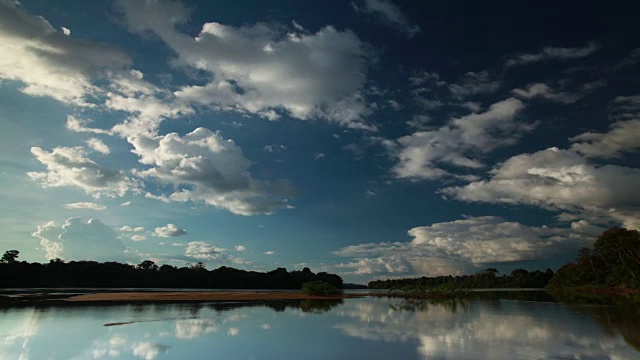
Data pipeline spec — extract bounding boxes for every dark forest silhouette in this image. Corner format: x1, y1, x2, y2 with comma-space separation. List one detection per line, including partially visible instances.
0, 254, 343, 289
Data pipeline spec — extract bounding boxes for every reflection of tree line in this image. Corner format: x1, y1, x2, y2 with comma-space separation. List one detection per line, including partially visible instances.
385, 290, 640, 351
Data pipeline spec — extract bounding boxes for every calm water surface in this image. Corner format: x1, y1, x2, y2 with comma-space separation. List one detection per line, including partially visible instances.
1, 292, 638, 359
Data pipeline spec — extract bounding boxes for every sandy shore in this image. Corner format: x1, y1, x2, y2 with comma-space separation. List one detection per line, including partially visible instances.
65, 291, 364, 302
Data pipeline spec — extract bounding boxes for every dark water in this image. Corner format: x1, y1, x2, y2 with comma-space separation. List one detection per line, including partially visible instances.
0, 291, 638, 359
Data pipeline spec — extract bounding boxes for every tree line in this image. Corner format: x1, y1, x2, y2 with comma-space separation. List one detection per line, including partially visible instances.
0, 254, 343, 290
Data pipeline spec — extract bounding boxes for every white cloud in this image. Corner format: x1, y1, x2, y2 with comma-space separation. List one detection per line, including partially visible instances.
119, 225, 144, 232
448, 71, 501, 99
65, 115, 112, 135
129, 127, 295, 215
227, 328, 239, 336
130, 235, 146, 241
60, 26, 71, 36
116, 0, 375, 130
352, 0, 420, 37
389, 97, 530, 180
131, 342, 169, 360
175, 319, 218, 339
0, 1, 131, 106
28, 146, 140, 198
512, 81, 604, 104
235, 245, 246, 252
264, 251, 276, 255
32, 217, 128, 261
185, 241, 226, 260
313, 152, 326, 160
334, 216, 601, 276
85, 138, 110, 154
442, 147, 640, 229
570, 96, 640, 158
121, 201, 131, 206
64, 202, 106, 211
154, 223, 187, 237
263, 144, 286, 153
505, 42, 600, 67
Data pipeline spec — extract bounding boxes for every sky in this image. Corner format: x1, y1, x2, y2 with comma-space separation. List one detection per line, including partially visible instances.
0, 0, 638, 283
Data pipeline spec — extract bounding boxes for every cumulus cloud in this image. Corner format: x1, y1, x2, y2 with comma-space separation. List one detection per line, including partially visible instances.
447, 71, 501, 99
64, 202, 106, 211
32, 217, 128, 261
85, 138, 110, 154
442, 147, 640, 229
185, 241, 226, 260
116, 0, 375, 130
505, 42, 600, 67
129, 127, 295, 215
119, 225, 144, 232
154, 223, 187, 237
351, 0, 420, 37
388, 97, 531, 180
570, 96, 640, 158
28, 146, 140, 198
235, 245, 246, 252
334, 216, 601, 277
0, 1, 131, 106
130, 235, 146, 241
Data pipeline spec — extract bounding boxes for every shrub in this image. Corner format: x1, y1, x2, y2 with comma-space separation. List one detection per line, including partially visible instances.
301, 281, 342, 296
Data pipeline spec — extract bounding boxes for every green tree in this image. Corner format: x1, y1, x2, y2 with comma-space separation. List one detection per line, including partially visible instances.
137, 260, 158, 271
1, 250, 19, 263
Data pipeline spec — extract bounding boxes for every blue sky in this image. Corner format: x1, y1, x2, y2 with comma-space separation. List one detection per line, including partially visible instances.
0, 0, 638, 283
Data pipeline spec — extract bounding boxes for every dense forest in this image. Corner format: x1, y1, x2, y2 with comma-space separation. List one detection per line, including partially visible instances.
370, 228, 640, 291
0, 253, 343, 290
548, 228, 640, 289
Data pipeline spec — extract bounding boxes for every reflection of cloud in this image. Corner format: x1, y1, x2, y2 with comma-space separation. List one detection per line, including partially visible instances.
175, 319, 218, 339
335, 298, 638, 359
131, 342, 169, 360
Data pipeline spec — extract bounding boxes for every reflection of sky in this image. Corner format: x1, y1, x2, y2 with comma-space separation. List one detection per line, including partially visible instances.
0, 299, 637, 359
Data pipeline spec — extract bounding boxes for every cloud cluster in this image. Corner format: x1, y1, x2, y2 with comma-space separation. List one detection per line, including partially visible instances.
184, 241, 227, 261
334, 216, 601, 277
570, 96, 640, 158
505, 42, 600, 67
31, 217, 128, 261
388, 98, 531, 180
28, 146, 140, 198
442, 147, 640, 229
116, 0, 375, 130
130, 127, 295, 215
154, 223, 187, 237
0, 0, 131, 105
351, 0, 420, 37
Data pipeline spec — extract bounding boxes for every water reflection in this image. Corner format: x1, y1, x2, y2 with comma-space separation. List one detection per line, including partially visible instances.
335, 293, 640, 359
0, 294, 638, 359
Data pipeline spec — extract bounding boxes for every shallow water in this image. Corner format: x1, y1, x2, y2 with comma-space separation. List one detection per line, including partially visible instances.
0, 292, 638, 359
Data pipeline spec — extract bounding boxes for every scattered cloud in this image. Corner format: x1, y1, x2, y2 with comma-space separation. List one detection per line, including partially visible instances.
442, 147, 640, 229
131, 235, 146, 241
85, 138, 110, 154
334, 216, 602, 276
64, 202, 106, 210
512, 81, 604, 104
235, 245, 246, 252
351, 0, 420, 37
129, 128, 296, 215
117, 0, 376, 130
313, 152, 326, 160
119, 225, 144, 232
121, 201, 131, 206
505, 42, 600, 67
570, 96, 640, 157
28, 146, 140, 198
388, 97, 531, 180
32, 217, 128, 261
0, 1, 131, 106
154, 223, 187, 237
185, 241, 227, 260
264, 251, 276, 255
263, 144, 286, 153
